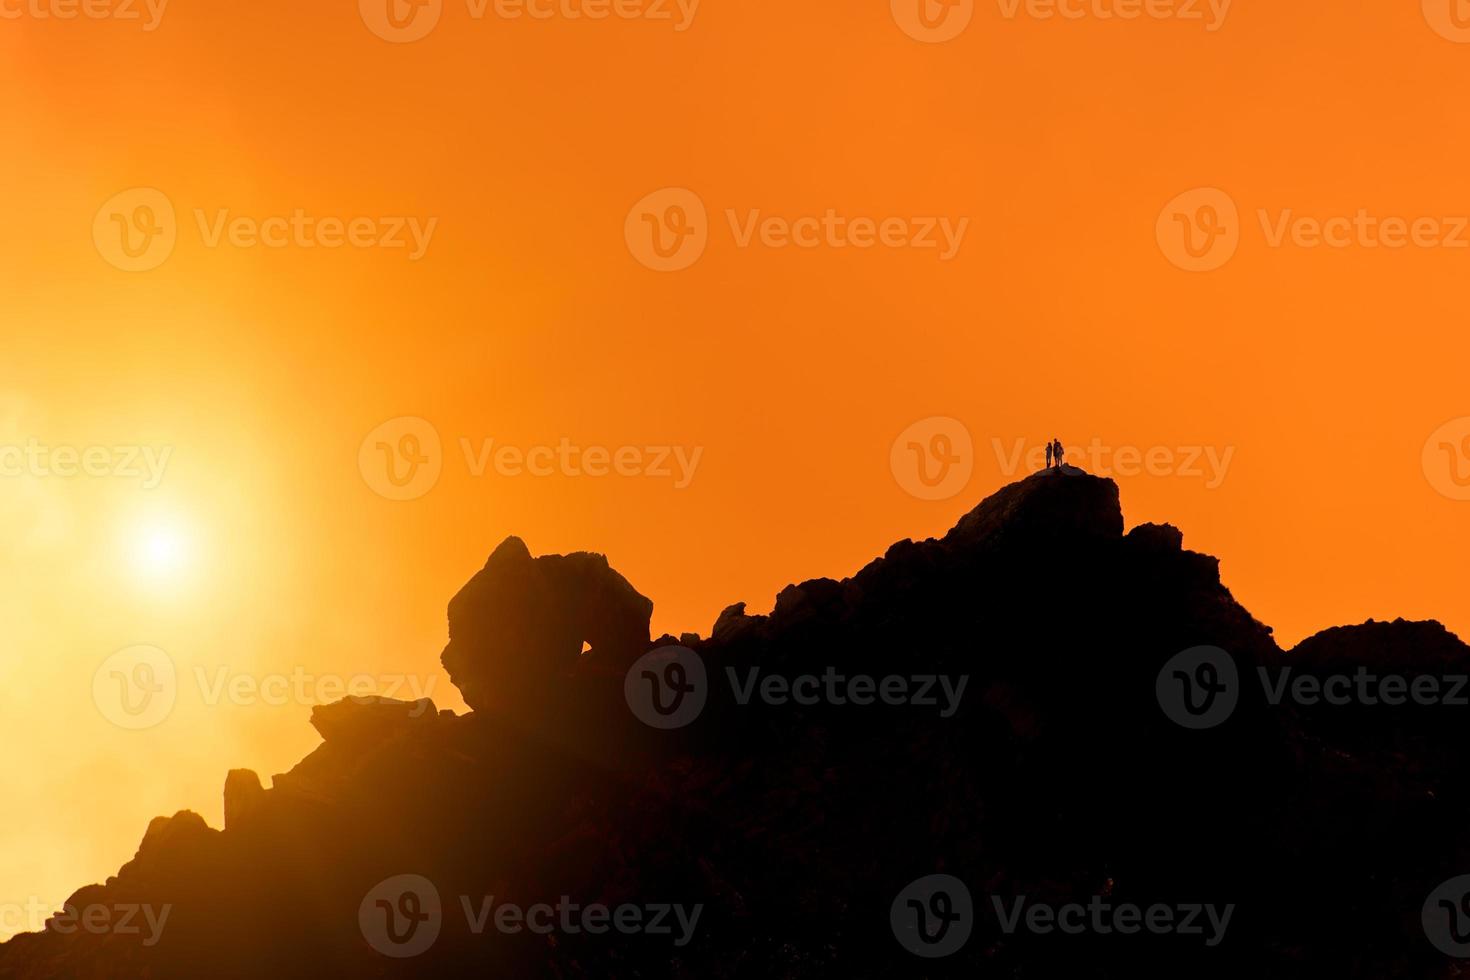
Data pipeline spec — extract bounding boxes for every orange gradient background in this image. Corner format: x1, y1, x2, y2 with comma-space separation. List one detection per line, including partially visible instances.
2, 0, 1469, 939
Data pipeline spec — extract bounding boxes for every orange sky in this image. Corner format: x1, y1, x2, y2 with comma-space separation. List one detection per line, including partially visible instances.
3, 0, 1469, 941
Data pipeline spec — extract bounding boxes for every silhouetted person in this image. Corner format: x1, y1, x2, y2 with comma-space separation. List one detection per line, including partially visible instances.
1053, 439, 1066, 468
1045, 441, 1054, 469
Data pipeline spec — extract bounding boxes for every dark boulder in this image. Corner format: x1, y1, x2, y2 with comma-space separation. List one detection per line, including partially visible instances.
440, 536, 653, 713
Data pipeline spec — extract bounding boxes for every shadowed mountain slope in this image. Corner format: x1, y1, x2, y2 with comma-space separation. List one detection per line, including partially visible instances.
3, 469, 1467, 978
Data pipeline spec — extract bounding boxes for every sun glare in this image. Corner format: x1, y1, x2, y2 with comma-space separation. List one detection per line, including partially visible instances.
126, 517, 195, 588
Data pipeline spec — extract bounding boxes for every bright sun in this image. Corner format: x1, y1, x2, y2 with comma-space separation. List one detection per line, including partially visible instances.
127, 517, 195, 586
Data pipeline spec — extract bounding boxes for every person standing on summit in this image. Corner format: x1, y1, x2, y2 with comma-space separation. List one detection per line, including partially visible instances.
1045, 441, 1054, 469
1053, 439, 1066, 468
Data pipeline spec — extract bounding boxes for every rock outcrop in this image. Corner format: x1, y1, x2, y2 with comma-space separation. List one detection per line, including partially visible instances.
440, 536, 653, 714
222, 770, 264, 832
1, 469, 1465, 979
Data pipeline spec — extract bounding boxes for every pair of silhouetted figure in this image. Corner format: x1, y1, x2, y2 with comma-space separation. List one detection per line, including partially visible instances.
1045, 438, 1066, 469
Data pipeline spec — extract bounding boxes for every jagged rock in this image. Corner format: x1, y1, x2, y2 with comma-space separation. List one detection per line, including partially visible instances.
946, 467, 1123, 547
309, 695, 438, 747
1278, 619, 1470, 751
137, 810, 210, 854
223, 770, 265, 832
114, 810, 219, 885
712, 601, 764, 643
441, 536, 653, 713
1127, 521, 1184, 552
1290, 617, 1470, 673
3, 470, 1465, 980
770, 578, 854, 629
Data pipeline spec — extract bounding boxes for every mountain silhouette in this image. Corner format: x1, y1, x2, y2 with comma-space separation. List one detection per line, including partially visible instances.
3, 468, 1467, 978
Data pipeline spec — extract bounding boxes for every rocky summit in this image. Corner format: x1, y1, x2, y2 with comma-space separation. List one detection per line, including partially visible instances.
3, 469, 1467, 978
